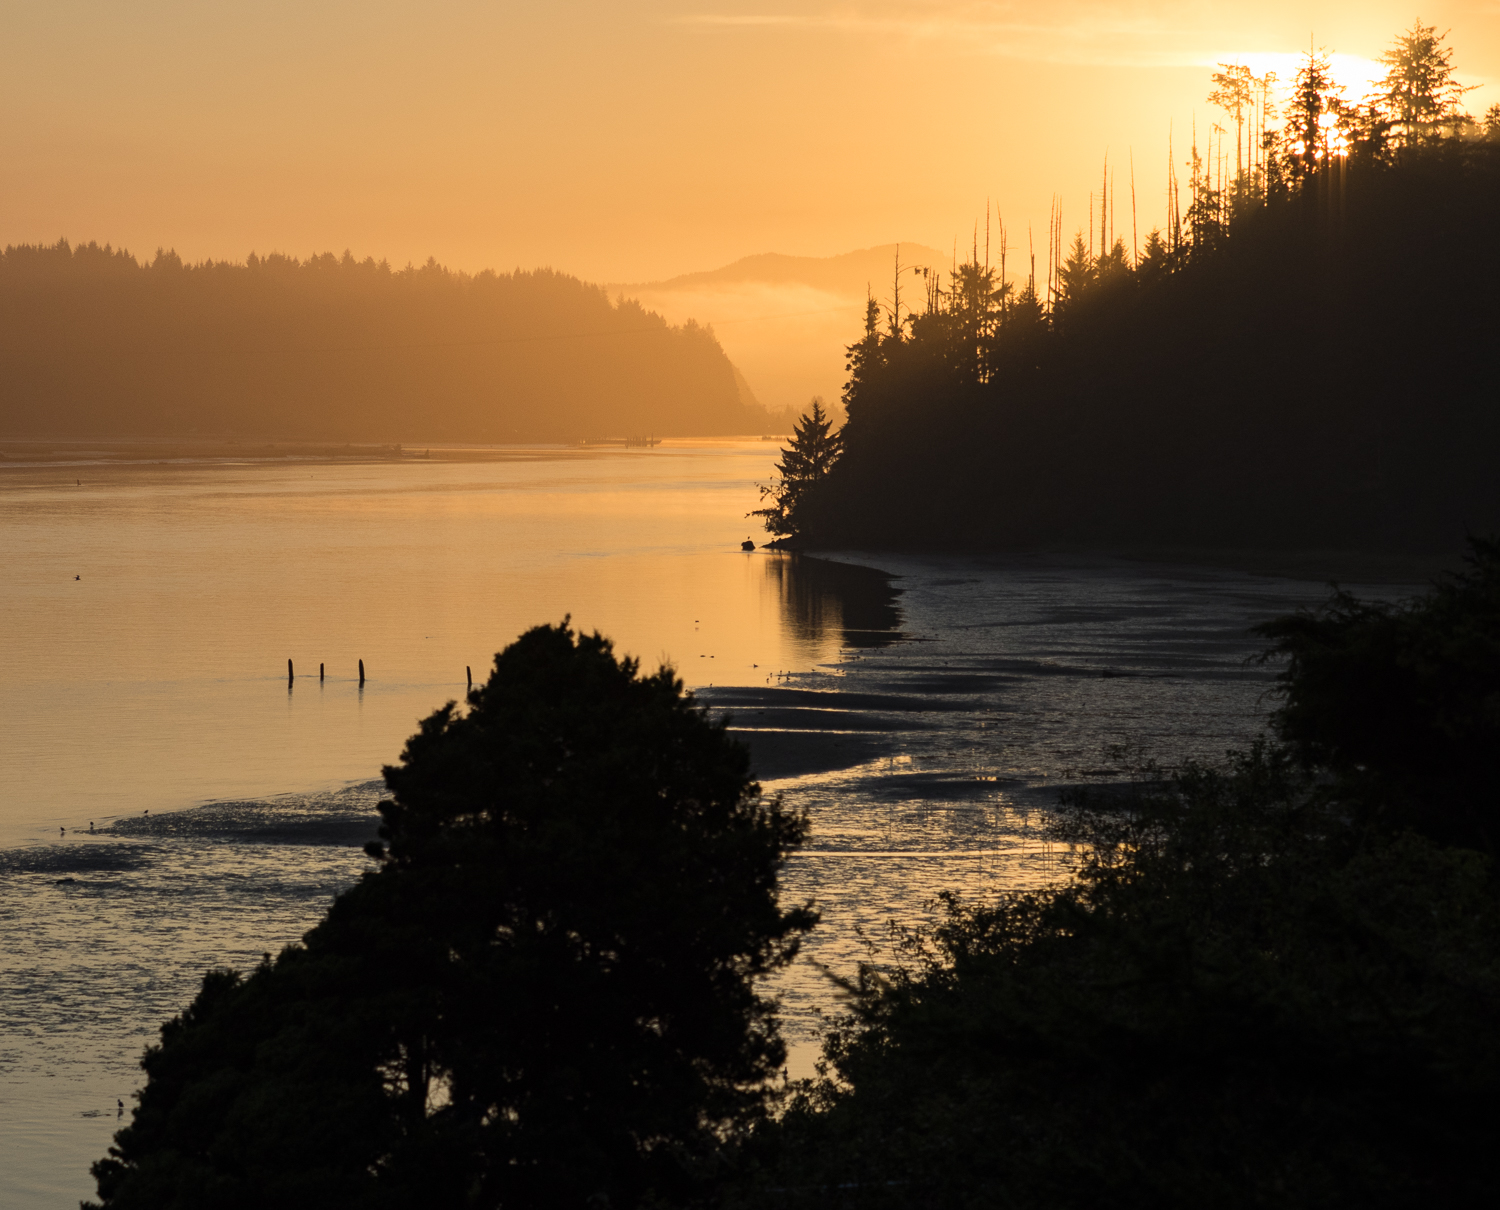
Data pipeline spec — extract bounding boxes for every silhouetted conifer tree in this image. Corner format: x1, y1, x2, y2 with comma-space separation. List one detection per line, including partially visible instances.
1053, 233, 1095, 324
1282, 48, 1350, 183
1377, 21, 1474, 148
751, 398, 844, 537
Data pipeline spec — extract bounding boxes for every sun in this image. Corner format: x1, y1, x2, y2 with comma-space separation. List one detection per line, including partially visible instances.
1216, 50, 1386, 102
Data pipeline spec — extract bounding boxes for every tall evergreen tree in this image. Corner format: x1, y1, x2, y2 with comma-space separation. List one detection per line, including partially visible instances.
1378, 21, 1473, 147
1209, 64, 1255, 183
1282, 48, 1349, 182
751, 398, 845, 538
1053, 233, 1095, 325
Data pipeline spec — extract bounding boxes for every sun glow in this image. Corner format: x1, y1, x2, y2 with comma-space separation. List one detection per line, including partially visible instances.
1213, 52, 1386, 104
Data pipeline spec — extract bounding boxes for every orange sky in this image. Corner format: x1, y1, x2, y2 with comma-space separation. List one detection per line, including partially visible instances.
3, 2, 1497, 283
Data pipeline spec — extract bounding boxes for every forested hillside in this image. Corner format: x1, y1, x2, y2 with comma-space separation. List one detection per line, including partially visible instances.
786, 29, 1500, 561
0, 244, 776, 441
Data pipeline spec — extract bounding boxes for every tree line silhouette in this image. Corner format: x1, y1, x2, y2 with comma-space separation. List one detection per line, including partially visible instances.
776, 24, 1500, 558
0, 244, 781, 442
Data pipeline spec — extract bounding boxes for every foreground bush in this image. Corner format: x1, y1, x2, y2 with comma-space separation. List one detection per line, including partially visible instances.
734, 746, 1499, 1209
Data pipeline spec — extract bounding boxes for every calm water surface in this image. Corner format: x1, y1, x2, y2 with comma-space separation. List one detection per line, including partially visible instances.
0, 444, 1408, 1207
1, 443, 832, 844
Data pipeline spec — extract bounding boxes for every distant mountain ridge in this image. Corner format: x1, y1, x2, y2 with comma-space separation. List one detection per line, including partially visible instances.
612, 244, 951, 419
616, 243, 950, 297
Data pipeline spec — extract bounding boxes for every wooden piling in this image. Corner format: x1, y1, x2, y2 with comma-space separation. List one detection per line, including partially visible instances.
320, 662, 325, 681
466, 665, 472, 688
358, 659, 365, 685
288, 658, 294, 681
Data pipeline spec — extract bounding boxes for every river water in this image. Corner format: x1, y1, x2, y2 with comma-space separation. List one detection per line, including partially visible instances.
0, 442, 1405, 1207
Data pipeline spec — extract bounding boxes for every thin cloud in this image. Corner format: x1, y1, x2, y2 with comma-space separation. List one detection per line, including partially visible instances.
678, 4, 1494, 96
676, 3, 1268, 69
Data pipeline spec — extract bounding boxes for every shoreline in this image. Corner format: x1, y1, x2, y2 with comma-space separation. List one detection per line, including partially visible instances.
7, 440, 1446, 584
779, 539, 1447, 588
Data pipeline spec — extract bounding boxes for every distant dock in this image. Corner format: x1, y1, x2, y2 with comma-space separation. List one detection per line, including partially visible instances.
577, 435, 660, 448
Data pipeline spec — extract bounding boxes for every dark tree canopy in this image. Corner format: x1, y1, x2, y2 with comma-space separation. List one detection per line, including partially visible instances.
735, 753, 1500, 1210
798, 34, 1500, 560
90, 623, 813, 1210
1255, 535, 1500, 851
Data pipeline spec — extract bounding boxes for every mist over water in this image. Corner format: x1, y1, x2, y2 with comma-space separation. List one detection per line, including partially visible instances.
0, 445, 1408, 1207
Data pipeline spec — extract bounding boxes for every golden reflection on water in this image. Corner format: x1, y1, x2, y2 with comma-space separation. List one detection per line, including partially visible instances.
761, 551, 903, 655
0, 444, 879, 842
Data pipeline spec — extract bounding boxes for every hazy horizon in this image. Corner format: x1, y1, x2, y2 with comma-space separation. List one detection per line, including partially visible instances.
1, 237, 951, 420
4, 3, 1497, 286
8, 3, 1499, 414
